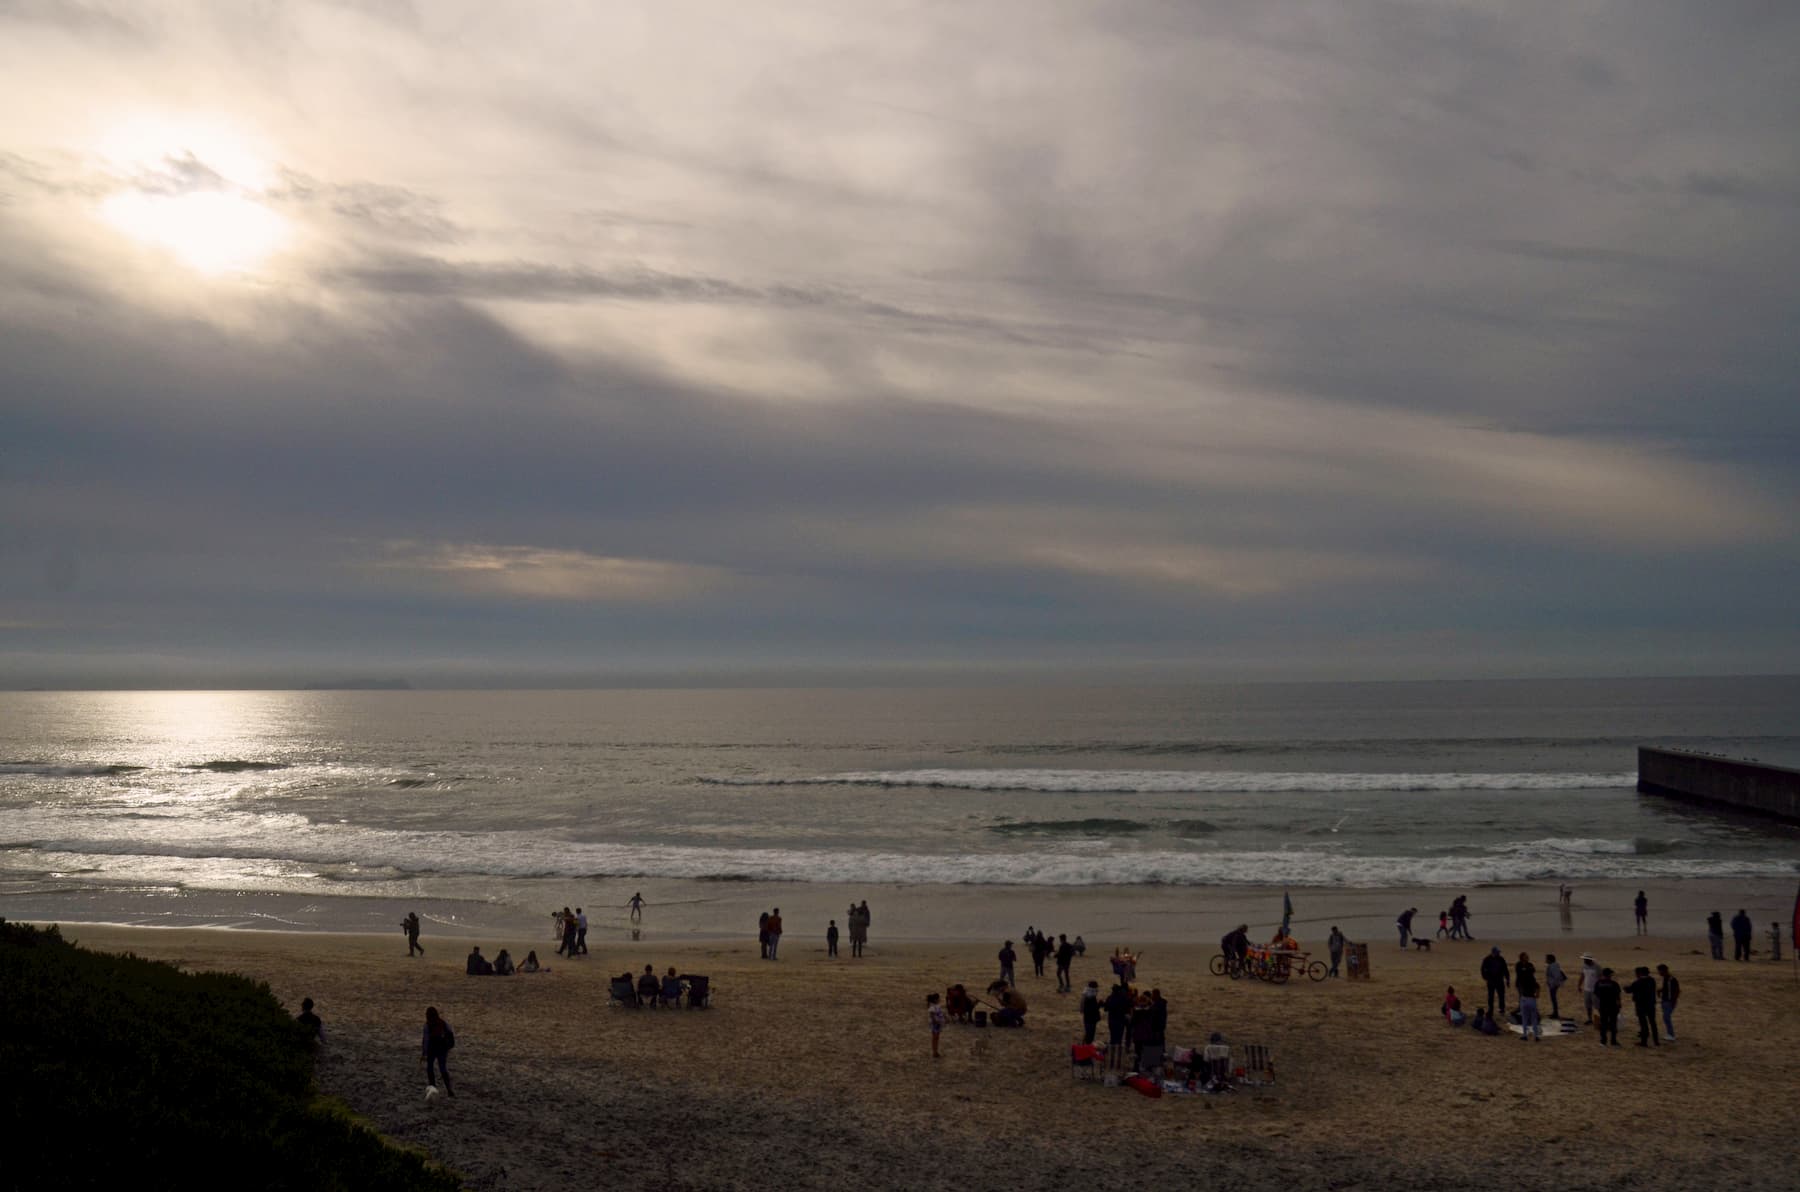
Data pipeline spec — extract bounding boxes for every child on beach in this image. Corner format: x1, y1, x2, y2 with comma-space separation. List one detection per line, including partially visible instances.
927, 992, 945, 1057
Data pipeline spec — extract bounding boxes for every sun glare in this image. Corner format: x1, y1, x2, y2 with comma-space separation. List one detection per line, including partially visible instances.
94, 116, 290, 275
101, 190, 289, 274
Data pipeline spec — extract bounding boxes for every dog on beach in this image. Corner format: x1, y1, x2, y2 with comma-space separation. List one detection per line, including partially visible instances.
1412, 939, 1432, 951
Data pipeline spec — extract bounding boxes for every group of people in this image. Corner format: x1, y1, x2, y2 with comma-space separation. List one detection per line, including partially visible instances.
1708, 908, 1776, 961
464, 945, 547, 976
1449, 948, 1680, 1047
552, 907, 589, 957
996, 928, 1086, 992
825, 901, 874, 958
1399, 896, 1476, 947
625, 963, 691, 1008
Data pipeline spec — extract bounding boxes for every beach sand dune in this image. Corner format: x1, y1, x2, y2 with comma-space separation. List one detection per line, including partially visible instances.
58, 925, 1800, 1191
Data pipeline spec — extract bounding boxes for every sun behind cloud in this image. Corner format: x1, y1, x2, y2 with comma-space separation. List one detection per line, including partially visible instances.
100, 188, 288, 274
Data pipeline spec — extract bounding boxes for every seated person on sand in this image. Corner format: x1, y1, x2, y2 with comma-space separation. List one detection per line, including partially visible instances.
660, 967, 685, 1007
1268, 928, 1299, 952
637, 964, 661, 1005
1471, 1008, 1500, 1036
519, 950, 543, 973
994, 986, 1029, 1027
1442, 986, 1463, 1025
493, 949, 516, 976
945, 984, 974, 1022
466, 946, 494, 976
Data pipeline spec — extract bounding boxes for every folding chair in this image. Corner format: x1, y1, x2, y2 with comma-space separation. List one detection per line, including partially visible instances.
682, 974, 711, 1008
607, 976, 639, 1008
1070, 1043, 1104, 1082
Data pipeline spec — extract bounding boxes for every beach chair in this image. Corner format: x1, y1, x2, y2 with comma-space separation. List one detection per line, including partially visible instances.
1070, 1043, 1104, 1082
1202, 1043, 1232, 1089
607, 976, 639, 1008
682, 974, 710, 1008
1238, 1042, 1275, 1086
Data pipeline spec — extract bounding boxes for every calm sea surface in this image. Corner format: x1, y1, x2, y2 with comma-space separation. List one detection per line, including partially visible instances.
3, 678, 1797, 929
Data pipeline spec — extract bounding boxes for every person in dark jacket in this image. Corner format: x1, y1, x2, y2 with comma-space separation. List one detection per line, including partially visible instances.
1480, 946, 1510, 1015
998, 940, 1017, 986
1730, 909, 1753, 961
1055, 935, 1076, 992
1103, 983, 1133, 1050
1656, 964, 1680, 1042
1079, 980, 1102, 1043
1594, 968, 1623, 1046
1515, 952, 1542, 1041
1397, 907, 1418, 948
1625, 965, 1659, 1046
1707, 911, 1725, 960
1148, 988, 1169, 1046
1221, 925, 1250, 968
422, 1006, 454, 1094
1634, 890, 1648, 935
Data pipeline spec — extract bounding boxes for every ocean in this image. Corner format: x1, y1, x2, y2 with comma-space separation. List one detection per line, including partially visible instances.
2, 677, 1797, 936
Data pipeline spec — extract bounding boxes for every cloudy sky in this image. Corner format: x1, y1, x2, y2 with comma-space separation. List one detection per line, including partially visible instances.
3, 1, 1798, 687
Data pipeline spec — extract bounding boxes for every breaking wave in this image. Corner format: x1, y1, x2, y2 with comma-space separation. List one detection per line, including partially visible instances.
700, 769, 1640, 794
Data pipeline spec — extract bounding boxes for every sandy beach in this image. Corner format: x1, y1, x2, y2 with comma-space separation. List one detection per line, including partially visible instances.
50, 895, 1800, 1192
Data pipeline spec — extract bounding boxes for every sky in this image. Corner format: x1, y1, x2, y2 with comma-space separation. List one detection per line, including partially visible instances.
2, 1, 1798, 688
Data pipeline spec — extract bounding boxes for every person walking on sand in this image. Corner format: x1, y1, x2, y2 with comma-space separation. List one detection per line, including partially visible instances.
1656, 964, 1680, 1042
766, 907, 784, 960
1079, 980, 1101, 1043
1579, 954, 1600, 1024
998, 940, 1017, 986
1480, 946, 1510, 1016
827, 919, 839, 958
422, 1006, 455, 1095
575, 907, 589, 954
927, 992, 945, 1058
1625, 965, 1659, 1046
556, 907, 578, 957
401, 911, 424, 957
1706, 911, 1725, 960
627, 891, 645, 922
1055, 934, 1075, 993
1436, 909, 1450, 939
1397, 907, 1418, 949
1515, 952, 1541, 1041
1594, 969, 1622, 1047
1634, 890, 1648, 935
1731, 909, 1753, 961
1327, 926, 1345, 977
1544, 953, 1566, 1020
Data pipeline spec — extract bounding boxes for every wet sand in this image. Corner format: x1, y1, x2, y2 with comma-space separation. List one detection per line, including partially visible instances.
50, 909, 1800, 1191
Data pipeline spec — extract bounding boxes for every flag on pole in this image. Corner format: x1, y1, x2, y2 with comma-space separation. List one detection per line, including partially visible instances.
1280, 891, 1293, 937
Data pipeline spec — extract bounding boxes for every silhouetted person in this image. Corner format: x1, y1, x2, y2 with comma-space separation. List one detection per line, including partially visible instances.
401, 911, 423, 956
1706, 911, 1725, 960
1625, 966, 1659, 1046
296, 997, 323, 1043
422, 1006, 455, 1094
1731, 909, 1753, 961
1480, 946, 1509, 1015
1594, 969, 1622, 1047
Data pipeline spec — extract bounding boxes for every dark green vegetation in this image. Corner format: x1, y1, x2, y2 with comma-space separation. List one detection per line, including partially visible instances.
0, 921, 461, 1191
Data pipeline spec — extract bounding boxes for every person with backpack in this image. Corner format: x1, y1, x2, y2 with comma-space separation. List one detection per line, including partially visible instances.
422, 1006, 455, 1095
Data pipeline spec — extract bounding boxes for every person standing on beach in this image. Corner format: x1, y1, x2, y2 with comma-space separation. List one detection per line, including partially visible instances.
927, 992, 945, 1058
1634, 890, 1648, 935
1544, 953, 1566, 1019
1579, 954, 1600, 1024
766, 907, 783, 960
1397, 907, 1417, 949
849, 907, 866, 958
1515, 953, 1541, 1041
1771, 922, 1784, 962
575, 907, 588, 954
297, 997, 323, 1044
1625, 966, 1659, 1046
857, 900, 872, 955
1327, 926, 1345, 977
627, 892, 645, 922
998, 940, 1016, 986
556, 907, 578, 957
422, 1006, 455, 1095
1706, 911, 1725, 960
1079, 980, 1101, 1043
401, 911, 424, 957
1656, 964, 1679, 1042
1055, 934, 1075, 992
758, 910, 770, 959
1103, 983, 1133, 1051
827, 919, 839, 958
1594, 969, 1622, 1047
1480, 947, 1509, 1016
1730, 909, 1753, 960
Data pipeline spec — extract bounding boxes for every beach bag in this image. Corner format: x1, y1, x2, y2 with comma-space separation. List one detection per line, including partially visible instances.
1124, 1075, 1162, 1098
972, 1011, 987, 1028
443, 1025, 455, 1050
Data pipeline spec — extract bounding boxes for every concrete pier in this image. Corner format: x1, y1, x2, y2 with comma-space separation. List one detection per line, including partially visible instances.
1637, 746, 1800, 824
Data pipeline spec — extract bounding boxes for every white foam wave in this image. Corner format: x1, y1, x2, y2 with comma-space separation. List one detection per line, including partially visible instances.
700, 768, 1640, 793
3, 807, 1790, 890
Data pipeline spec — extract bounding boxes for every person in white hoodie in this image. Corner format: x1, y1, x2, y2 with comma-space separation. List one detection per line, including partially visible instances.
1578, 954, 1601, 1025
